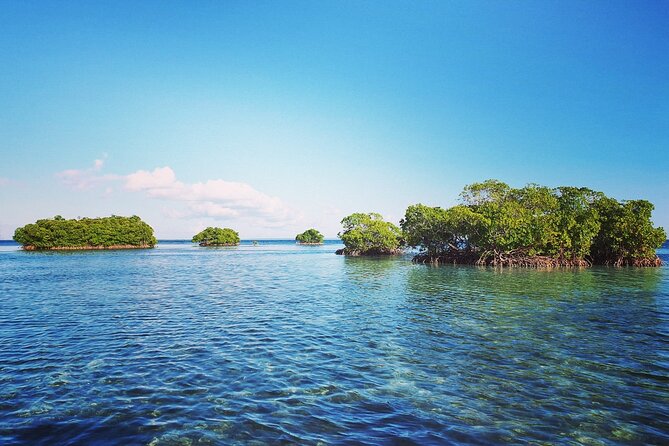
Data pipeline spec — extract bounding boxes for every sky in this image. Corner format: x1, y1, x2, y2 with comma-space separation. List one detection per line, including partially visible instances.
0, 0, 667, 239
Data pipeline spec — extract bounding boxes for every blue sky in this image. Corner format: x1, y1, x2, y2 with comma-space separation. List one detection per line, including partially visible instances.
1, 0, 667, 238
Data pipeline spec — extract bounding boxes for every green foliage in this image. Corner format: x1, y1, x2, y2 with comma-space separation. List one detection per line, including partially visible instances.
402, 180, 665, 265
13, 215, 157, 249
401, 204, 451, 256
510, 184, 559, 254
296, 228, 324, 244
338, 212, 402, 255
400, 204, 484, 256
551, 187, 601, 260
460, 179, 511, 207
192, 227, 240, 246
476, 199, 533, 254
591, 198, 666, 264
457, 181, 553, 256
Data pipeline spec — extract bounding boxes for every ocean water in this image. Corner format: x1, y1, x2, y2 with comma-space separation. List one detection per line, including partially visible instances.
0, 240, 668, 445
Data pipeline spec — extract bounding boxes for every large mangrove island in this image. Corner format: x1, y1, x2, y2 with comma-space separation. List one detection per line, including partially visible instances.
13, 215, 157, 250
401, 180, 665, 267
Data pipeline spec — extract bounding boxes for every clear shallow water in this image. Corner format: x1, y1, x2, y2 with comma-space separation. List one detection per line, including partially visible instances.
0, 240, 668, 445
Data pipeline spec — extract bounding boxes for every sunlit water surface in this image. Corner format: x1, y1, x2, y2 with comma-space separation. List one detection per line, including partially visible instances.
1, 240, 668, 445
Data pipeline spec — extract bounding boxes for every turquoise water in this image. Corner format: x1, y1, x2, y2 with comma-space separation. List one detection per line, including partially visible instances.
1, 240, 668, 445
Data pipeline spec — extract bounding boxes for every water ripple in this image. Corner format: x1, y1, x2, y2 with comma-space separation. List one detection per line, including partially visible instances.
0, 242, 668, 445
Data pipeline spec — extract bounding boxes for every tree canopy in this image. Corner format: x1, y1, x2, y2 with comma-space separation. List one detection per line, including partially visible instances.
401, 180, 665, 267
13, 215, 157, 249
296, 228, 324, 244
337, 212, 403, 255
192, 227, 240, 246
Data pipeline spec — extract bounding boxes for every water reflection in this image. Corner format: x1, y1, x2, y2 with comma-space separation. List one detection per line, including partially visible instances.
342, 255, 403, 280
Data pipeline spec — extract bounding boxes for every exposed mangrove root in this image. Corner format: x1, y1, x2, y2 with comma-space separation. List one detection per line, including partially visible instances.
599, 256, 663, 267
412, 252, 480, 265
412, 251, 663, 267
335, 248, 402, 256
412, 253, 586, 267
475, 255, 589, 268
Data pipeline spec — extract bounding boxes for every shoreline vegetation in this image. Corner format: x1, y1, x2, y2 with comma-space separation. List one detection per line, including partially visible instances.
296, 228, 325, 245
338, 180, 665, 267
336, 213, 403, 256
192, 227, 240, 247
10, 180, 666, 267
13, 215, 156, 250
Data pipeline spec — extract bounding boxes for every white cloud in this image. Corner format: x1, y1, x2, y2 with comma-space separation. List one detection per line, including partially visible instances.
188, 202, 239, 218
58, 162, 301, 228
56, 158, 119, 190
123, 166, 297, 224
125, 166, 177, 192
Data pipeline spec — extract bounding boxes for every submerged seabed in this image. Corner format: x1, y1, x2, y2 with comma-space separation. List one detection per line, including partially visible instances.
0, 241, 668, 445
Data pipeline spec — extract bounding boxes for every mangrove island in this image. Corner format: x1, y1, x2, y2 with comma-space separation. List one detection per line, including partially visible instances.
296, 228, 325, 245
192, 227, 240, 246
401, 180, 665, 267
13, 215, 157, 250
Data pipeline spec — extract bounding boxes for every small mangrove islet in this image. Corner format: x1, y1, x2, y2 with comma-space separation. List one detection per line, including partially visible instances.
296, 228, 325, 245
400, 180, 666, 267
192, 227, 240, 246
336, 213, 403, 256
13, 215, 157, 250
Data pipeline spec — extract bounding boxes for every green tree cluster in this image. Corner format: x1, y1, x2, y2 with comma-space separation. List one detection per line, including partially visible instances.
296, 228, 324, 244
337, 213, 402, 255
591, 198, 667, 265
401, 180, 665, 266
13, 215, 157, 249
192, 227, 240, 246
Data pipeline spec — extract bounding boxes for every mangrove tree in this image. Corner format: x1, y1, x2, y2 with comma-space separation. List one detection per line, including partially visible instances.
13, 215, 157, 250
337, 212, 403, 256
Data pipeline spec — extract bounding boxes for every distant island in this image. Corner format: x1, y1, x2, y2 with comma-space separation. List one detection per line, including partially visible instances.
192, 227, 240, 246
13, 215, 157, 250
335, 180, 665, 267
295, 228, 324, 245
